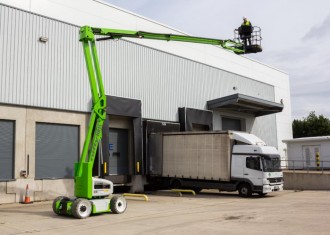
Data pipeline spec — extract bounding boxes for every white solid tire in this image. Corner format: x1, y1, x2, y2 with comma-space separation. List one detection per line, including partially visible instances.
110, 195, 127, 214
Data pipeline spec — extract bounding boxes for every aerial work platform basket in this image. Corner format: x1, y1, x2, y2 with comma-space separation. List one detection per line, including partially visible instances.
234, 26, 262, 54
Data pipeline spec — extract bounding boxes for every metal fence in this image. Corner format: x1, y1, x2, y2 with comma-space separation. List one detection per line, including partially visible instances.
281, 160, 330, 173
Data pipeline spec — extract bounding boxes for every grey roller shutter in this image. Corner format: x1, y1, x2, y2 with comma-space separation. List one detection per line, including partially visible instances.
222, 117, 242, 131
36, 123, 79, 179
0, 120, 15, 180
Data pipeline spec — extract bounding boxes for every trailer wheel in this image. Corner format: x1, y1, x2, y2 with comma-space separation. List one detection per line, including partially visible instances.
52, 196, 69, 215
110, 195, 127, 214
72, 198, 92, 219
238, 183, 252, 198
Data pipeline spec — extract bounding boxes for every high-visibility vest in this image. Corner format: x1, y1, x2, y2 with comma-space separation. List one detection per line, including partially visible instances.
242, 20, 251, 26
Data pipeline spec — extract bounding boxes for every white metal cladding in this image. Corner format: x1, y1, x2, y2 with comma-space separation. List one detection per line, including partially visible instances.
0, 4, 274, 122
0, 5, 90, 111
251, 115, 277, 147
98, 40, 274, 121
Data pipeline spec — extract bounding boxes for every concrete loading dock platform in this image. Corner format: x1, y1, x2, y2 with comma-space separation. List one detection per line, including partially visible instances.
1, 190, 330, 235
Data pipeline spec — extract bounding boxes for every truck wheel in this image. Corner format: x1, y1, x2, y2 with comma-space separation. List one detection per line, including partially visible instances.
110, 195, 127, 214
72, 198, 92, 219
52, 196, 69, 215
258, 193, 267, 197
238, 183, 252, 198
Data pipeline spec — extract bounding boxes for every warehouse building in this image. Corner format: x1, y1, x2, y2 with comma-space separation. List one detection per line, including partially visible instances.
0, 0, 292, 203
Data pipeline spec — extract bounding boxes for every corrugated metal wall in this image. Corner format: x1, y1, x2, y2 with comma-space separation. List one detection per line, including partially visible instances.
0, 4, 275, 122
99, 40, 274, 121
251, 115, 277, 147
0, 5, 90, 111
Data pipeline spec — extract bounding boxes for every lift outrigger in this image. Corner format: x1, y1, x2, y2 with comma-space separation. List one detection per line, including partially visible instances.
52, 26, 262, 219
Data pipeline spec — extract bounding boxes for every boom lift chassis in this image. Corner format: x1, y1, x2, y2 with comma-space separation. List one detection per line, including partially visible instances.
52, 26, 261, 219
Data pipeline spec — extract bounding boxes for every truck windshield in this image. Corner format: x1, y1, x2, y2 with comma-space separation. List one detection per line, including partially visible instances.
262, 155, 281, 172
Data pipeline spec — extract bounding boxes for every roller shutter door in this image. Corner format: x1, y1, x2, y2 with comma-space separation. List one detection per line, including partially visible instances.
222, 117, 242, 131
0, 120, 14, 180
35, 123, 79, 179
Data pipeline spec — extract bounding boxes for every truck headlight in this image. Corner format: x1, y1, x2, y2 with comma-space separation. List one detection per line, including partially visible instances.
263, 179, 270, 185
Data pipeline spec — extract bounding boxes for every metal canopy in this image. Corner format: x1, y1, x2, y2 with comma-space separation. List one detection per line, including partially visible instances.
207, 93, 283, 117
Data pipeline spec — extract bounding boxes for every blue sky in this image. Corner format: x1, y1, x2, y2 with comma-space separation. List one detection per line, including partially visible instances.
104, 0, 330, 119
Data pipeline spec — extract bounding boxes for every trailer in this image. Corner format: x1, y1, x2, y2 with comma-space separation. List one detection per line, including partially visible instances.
148, 131, 283, 197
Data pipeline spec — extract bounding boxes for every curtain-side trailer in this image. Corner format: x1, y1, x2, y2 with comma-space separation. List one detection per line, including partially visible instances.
148, 131, 283, 197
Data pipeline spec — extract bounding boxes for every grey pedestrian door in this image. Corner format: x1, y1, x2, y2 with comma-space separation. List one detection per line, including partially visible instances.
109, 128, 129, 175
302, 145, 320, 169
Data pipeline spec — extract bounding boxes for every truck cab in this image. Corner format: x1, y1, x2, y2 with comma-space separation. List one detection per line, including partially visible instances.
231, 132, 284, 196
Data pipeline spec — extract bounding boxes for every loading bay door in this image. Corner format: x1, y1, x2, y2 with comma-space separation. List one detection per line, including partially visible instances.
109, 128, 129, 175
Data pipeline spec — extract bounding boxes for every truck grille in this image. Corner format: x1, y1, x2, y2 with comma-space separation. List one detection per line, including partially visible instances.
268, 177, 283, 183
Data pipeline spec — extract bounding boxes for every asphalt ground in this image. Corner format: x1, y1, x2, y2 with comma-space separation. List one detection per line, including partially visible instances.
1, 190, 330, 235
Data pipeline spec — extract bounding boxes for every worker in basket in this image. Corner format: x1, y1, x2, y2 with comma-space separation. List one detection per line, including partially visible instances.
238, 16, 253, 47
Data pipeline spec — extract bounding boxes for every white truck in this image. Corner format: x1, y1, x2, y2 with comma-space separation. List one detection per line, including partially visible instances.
148, 131, 283, 197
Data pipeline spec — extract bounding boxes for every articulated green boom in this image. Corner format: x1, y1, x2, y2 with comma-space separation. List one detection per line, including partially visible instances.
74, 27, 108, 199
80, 26, 246, 54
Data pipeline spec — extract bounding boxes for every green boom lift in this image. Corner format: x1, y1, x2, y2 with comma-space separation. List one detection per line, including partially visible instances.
52, 26, 262, 219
